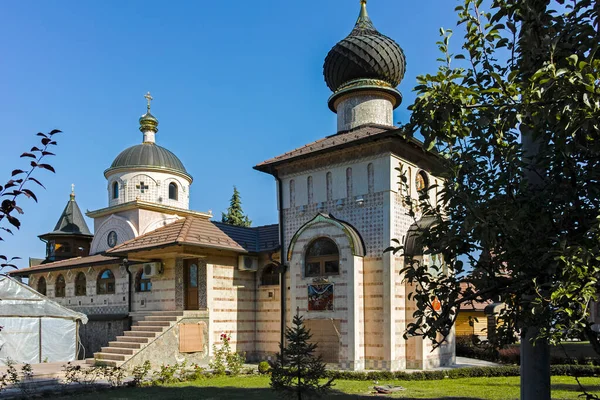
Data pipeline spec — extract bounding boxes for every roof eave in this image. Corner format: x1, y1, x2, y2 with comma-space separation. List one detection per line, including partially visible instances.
254, 127, 438, 174
9, 256, 122, 276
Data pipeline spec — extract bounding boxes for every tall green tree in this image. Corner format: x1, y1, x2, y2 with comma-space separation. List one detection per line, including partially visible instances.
270, 311, 334, 400
388, 1, 599, 399
221, 186, 251, 227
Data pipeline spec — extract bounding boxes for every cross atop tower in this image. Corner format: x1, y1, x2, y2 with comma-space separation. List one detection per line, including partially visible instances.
70, 183, 75, 200
144, 91, 153, 112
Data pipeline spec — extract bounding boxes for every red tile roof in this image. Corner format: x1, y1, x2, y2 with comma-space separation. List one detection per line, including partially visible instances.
107, 216, 248, 254
10, 254, 121, 276
458, 282, 493, 311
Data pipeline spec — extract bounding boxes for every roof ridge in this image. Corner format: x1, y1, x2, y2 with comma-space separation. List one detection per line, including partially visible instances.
109, 218, 184, 252
176, 217, 193, 242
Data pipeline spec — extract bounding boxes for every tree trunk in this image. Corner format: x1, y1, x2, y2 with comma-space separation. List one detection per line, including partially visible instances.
520, 327, 550, 400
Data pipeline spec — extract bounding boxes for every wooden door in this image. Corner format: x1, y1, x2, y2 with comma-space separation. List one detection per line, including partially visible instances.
184, 260, 199, 310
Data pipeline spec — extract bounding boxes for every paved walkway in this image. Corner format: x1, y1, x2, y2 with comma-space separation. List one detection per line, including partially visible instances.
0, 359, 90, 380
452, 356, 501, 368
0, 357, 500, 382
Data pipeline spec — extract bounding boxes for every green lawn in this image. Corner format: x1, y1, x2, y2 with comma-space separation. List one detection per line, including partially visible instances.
56, 375, 600, 400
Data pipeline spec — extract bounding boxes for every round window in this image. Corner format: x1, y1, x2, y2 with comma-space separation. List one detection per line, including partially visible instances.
107, 231, 118, 248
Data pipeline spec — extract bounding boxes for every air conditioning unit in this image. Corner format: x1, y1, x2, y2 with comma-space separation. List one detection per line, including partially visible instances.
143, 262, 162, 277
238, 255, 258, 272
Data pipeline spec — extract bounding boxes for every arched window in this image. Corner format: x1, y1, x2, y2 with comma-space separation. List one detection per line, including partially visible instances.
368, 163, 375, 194
75, 272, 87, 296
97, 269, 115, 295
37, 276, 47, 296
168, 182, 178, 200
112, 182, 119, 199
135, 268, 152, 292
416, 171, 429, 193
307, 176, 313, 204
261, 264, 280, 286
346, 168, 353, 198
55, 274, 66, 298
326, 172, 333, 201
305, 238, 339, 277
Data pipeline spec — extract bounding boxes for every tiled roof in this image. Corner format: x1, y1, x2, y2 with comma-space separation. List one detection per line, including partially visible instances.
40, 196, 92, 237
256, 224, 280, 252
254, 125, 395, 171
10, 254, 121, 276
213, 222, 279, 253
458, 282, 493, 311
107, 216, 249, 255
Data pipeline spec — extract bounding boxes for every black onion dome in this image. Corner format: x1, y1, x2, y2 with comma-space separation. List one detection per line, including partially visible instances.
105, 143, 192, 181
323, 1, 406, 93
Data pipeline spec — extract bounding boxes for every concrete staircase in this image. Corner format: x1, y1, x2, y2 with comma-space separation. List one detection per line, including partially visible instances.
90, 311, 183, 367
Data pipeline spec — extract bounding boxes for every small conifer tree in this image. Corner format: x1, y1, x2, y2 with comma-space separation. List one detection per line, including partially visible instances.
221, 186, 251, 227
270, 310, 334, 399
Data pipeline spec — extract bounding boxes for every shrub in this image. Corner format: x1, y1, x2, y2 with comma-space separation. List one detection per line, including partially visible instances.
152, 364, 179, 385
258, 361, 271, 375
209, 333, 246, 376
498, 346, 520, 365
324, 365, 600, 381
131, 361, 152, 387
186, 363, 207, 381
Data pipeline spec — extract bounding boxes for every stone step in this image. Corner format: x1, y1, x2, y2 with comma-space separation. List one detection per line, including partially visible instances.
94, 359, 121, 367
101, 346, 135, 355
116, 335, 151, 343
136, 320, 171, 327
85, 358, 96, 365
109, 341, 143, 349
124, 331, 157, 338
131, 325, 164, 333
145, 315, 179, 322
145, 311, 184, 316
93, 352, 127, 361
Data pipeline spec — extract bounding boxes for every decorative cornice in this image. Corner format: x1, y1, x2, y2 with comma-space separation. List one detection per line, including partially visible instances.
287, 213, 366, 261
86, 200, 212, 219
104, 165, 193, 183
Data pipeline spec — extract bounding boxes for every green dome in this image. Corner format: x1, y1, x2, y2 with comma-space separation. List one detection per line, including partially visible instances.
105, 143, 192, 181
323, 1, 405, 96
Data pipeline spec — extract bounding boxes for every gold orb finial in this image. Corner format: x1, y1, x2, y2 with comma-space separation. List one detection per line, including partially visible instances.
70, 183, 75, 200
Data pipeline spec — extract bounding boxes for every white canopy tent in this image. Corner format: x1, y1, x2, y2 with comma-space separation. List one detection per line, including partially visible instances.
0, 275, 88, 365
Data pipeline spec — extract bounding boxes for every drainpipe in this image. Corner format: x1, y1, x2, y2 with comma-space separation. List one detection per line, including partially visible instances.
124, 259, 133, 329
274, 171, 287, 349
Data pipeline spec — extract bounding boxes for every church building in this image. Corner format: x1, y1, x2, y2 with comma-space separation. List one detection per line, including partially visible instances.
11, 1, 455, 370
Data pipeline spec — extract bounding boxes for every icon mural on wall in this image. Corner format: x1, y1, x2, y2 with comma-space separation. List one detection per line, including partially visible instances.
308, 283, 334, 311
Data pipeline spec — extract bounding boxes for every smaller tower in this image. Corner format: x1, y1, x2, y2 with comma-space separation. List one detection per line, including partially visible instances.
39, 185, 93, 263
323, 0, 406, 132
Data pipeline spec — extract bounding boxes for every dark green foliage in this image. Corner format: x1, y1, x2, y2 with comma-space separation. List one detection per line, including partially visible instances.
221, 186, 251, 227
1, 129, 60, 274
386, 0, 600, 360
258, 361, 271, 375
324, 365, 600, 381
270, 312, 334, 399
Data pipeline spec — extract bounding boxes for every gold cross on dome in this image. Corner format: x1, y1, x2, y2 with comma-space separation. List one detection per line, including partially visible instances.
144, 92, 153, 112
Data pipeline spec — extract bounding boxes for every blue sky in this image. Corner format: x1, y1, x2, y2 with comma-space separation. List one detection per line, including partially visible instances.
0, 0, 462, 268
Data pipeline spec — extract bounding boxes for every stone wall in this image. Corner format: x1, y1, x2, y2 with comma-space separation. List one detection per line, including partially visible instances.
131, 258, 177, 312
207, 257, 257, 359
277, 150, 454, 370
122, 314, 209, 369
255, 256, 281, 361
79, 318, 130, 357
